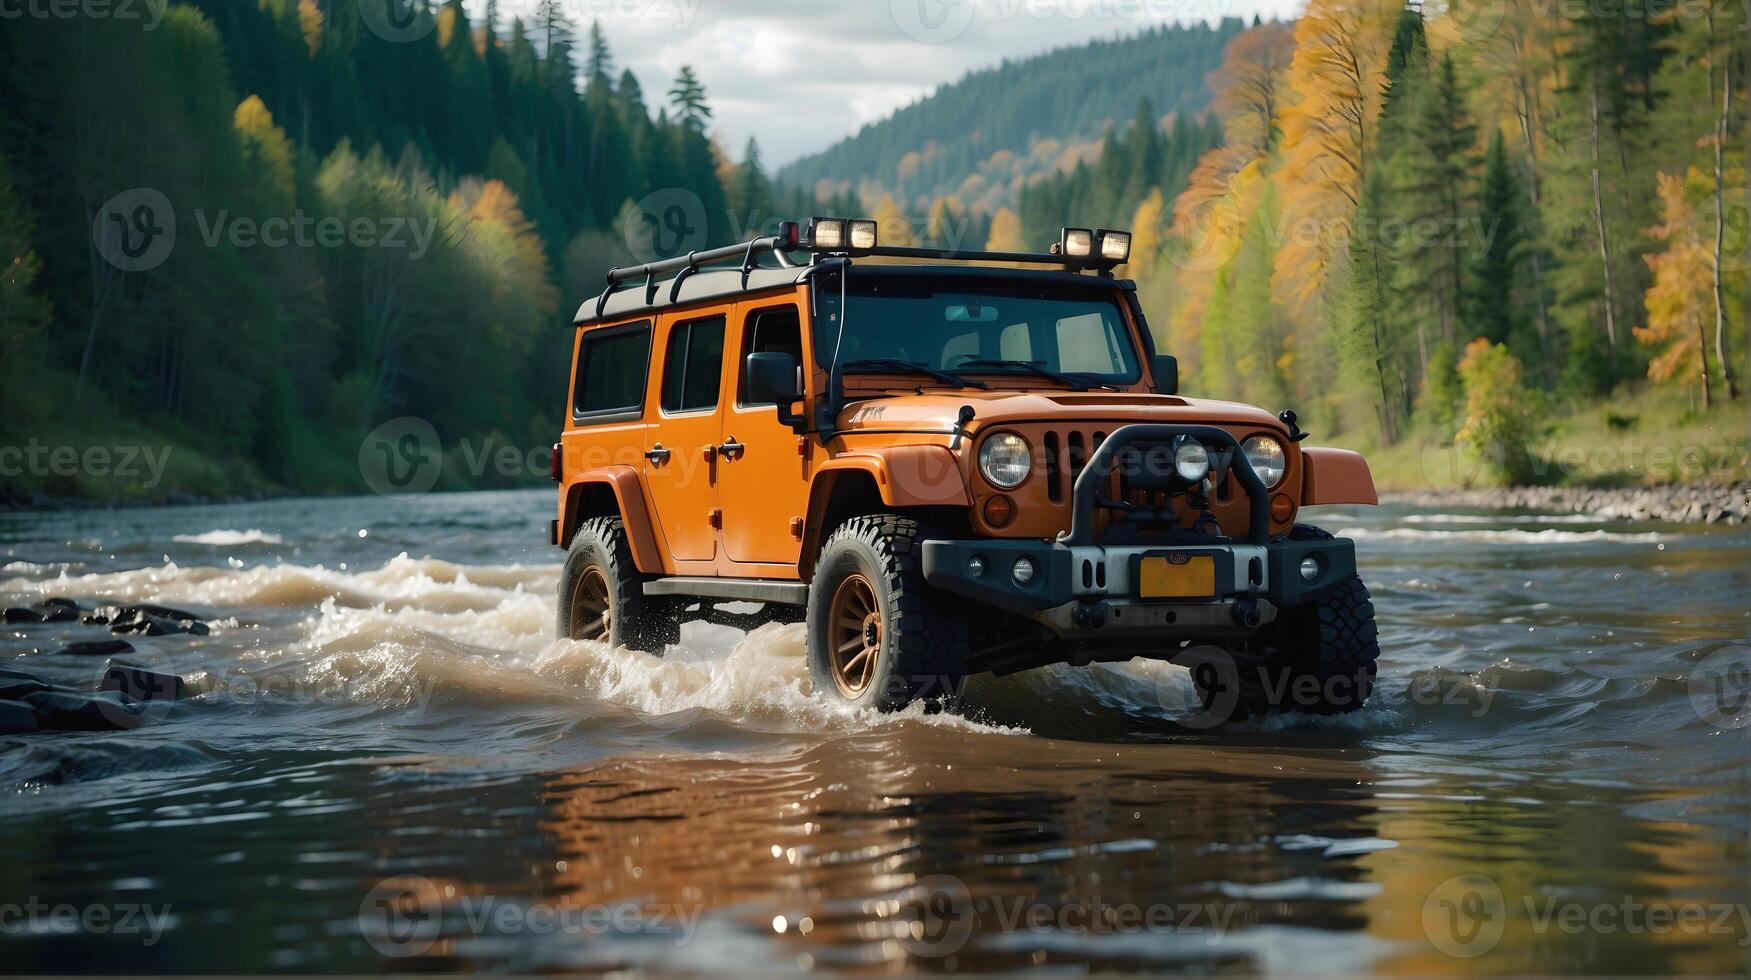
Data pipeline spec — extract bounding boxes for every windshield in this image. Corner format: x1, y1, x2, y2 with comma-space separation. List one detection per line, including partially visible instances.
813, 275, 1142, 384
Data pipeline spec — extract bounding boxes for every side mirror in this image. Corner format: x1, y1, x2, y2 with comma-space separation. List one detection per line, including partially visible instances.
746, 352, 805, 428
1151, 354, 1179, 395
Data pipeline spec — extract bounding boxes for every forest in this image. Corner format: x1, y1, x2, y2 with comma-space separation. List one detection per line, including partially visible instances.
0, 1, 1745, 502
1115, 1, 1747, 486
0, 0, 819, 499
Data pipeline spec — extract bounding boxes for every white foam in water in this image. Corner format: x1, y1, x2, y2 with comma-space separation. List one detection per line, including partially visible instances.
1338, 526, 1668, 545
5, 550, 1028, 737
171, 529, 286, 546
1398, 513, 1609, 525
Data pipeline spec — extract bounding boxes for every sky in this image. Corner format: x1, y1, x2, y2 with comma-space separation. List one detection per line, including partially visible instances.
477, 0, 1306, 166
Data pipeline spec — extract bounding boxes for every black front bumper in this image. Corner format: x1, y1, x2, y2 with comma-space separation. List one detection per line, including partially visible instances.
920, 536, 1357, 619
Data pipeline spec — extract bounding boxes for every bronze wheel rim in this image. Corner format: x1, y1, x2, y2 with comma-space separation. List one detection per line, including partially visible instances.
569, 566, 612, 641
829, 573, 882, 698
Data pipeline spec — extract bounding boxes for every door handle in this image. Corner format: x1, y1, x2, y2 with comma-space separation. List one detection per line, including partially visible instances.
644, 444, 672, 465
717, 437, 746, 460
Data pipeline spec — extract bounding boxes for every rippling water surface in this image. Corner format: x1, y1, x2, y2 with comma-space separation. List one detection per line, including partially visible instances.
1, 491, 1746, 974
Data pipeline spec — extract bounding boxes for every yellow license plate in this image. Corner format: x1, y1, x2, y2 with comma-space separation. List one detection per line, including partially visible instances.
1138, 555, 1216, 599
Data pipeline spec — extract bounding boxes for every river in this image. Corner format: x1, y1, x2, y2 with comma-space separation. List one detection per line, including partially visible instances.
1, 490, 1746, 974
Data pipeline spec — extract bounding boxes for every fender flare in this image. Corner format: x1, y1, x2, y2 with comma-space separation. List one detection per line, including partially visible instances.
800, 445, 971, 577
559, 466, 664, 573
1300, 447, 1379, 506
815, 445, 971, 509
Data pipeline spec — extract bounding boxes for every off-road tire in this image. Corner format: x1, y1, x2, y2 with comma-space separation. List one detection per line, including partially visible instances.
1196, 524, 1380, 719
806, 515, 968, 710
556, 517, 680, 653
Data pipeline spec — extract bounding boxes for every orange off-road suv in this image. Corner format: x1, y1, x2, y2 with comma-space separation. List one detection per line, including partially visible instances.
551, 218, 1382, 718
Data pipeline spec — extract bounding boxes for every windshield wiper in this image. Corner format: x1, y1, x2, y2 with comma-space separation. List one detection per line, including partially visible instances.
841, 358, 988, 390
953, 358, 1106, 391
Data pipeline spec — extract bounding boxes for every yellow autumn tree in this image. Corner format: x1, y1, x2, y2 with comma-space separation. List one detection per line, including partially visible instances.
297, 0, 323, 56
985, 208, 1024, 252
871, 194, 913, 247
233, 95, 295, 204
450, 178, 558, 329
1635, 170, 1719, 408
1272, 0, 1398, 314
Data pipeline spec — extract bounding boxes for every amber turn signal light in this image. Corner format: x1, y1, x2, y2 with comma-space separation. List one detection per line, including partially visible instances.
982, 494, 1016, 528
1270, 493, 1295, 524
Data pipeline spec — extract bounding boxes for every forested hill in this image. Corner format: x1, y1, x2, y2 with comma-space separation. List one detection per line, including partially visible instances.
778, 20, 1244, 213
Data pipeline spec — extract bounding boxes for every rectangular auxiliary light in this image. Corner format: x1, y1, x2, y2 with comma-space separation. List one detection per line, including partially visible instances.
810, 217, 846, 250
848, 219, 878, 250
1097, 229, 1132, 262
1061, 228, 1094, 258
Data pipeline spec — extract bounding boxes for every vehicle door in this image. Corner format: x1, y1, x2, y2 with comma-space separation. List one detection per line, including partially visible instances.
719, 299, 812, 566
643, 310, 728, 562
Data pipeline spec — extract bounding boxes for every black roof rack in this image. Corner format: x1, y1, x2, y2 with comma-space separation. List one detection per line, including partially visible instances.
581, 226, 1126, 326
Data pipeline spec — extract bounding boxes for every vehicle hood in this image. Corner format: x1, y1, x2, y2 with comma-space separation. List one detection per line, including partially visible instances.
836, 390, 1289, 436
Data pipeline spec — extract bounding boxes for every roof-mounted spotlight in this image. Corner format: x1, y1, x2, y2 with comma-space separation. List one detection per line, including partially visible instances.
808, 217, 846, 250
1060, 228, 1094, 259
1096, 229, 1132, 263
848, 219, 878, 250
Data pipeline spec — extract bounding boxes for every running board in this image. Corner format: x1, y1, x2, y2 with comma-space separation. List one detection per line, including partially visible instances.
642, 577, 810, 606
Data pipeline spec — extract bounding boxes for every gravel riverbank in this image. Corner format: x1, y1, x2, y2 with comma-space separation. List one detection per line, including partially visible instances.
1382, 481, 1750, 526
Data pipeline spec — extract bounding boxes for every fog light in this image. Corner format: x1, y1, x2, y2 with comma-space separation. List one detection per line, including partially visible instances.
968, 556, 985, 579
1299, 556, 1321, 582
1012, 557, 1036, 585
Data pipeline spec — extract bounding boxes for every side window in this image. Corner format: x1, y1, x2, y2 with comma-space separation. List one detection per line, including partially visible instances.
573, 322, 652, 420
661, 315, 726, 414
999, 322, 1032, 361
739, 306, 803, 406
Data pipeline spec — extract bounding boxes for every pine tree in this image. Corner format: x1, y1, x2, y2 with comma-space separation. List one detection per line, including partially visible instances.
667, 65, 711, 133
1466, 130, 1528, 349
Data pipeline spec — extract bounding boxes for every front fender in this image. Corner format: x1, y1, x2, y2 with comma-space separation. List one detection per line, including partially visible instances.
1300, 447, 1379, 506
817, 445, 970, 507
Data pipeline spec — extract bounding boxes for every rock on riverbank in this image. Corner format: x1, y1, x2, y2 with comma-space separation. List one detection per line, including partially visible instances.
1383, 481, 1750, 526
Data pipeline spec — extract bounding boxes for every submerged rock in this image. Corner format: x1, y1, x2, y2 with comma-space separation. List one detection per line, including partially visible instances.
3, 607, 44, 624
0, 664, 189, 733
100, 664, 186, 703
0, 700, 42, 735
23, 689, 145, 731
0, 674, 50, 701
50, 639, 137, 658
106, 604, 212, 636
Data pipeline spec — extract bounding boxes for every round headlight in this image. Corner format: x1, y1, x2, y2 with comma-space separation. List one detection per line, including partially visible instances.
1173, 439, 1211, 483
978, 433, 1031, 489
1241, 435, 1287, 489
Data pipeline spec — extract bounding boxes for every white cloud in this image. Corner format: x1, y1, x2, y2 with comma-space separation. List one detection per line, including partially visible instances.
473, 0, 1304, 164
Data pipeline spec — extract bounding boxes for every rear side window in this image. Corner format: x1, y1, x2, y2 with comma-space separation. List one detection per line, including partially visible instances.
573, 322, 652, 419
661, 315, 726, 413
